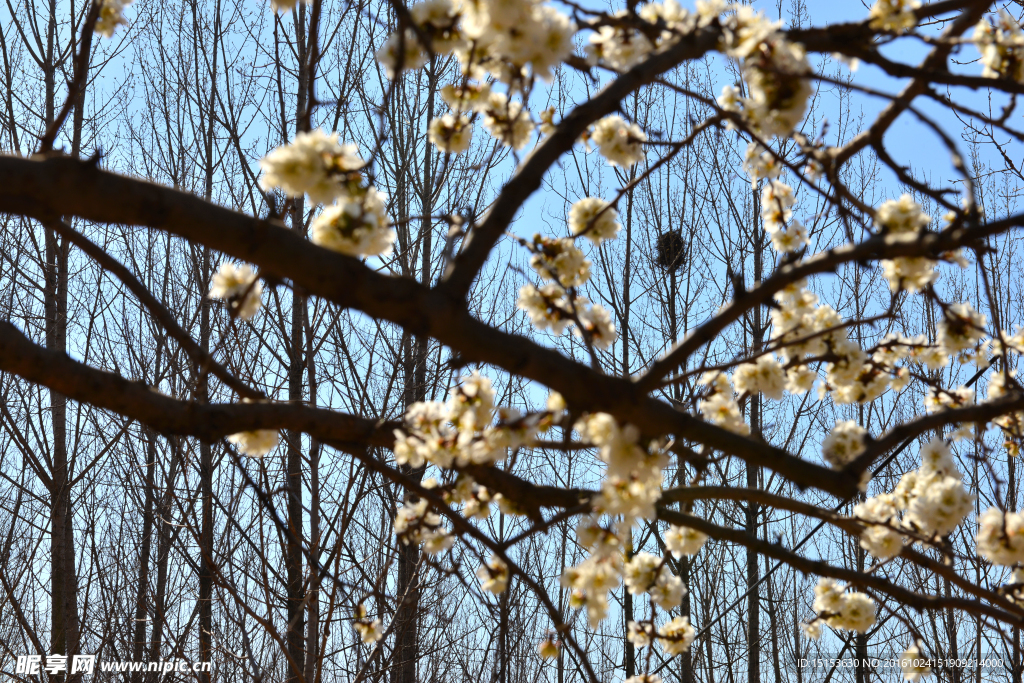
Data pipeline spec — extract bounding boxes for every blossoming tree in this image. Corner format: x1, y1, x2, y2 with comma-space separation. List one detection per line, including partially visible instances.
3, 0, 1024, 681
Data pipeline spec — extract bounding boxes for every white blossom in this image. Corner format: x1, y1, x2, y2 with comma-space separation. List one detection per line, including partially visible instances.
576, 303, 617, 349
657, 616, 696, 655
227, 429, 279, 457
904, 473, 974, 537
623, 552, 686, 610
393, 401, 452, 468
742, 142, 782, 186
529, 236, 591, 288
785, 365, 817, 394
876, 441, 974, 539
876, 194, 930, 234
829, 592, 876, 632
698, 393, 749, 435
375, 29, 427, 78
821, 421, 867, 468
259, 130, 363, 204
482, 93, 535, 149
479, 557, 512, 593
537, 636, 560, 659
627, 620, 654, 648
576, 414, 666, 521
973, 10, 1024, 83
269, 0, 308, 12
899, 643, 932, 681
458, 0, 575, 82
569, 197, 621, 245
95, 0, 132, 37
664, 524, 707, 558
733, 355, 785, 400
638, 0, 696, 50
526, 7, 577, 81
561, 548, 621, 628
936, 303, 986, 355
717, 84, 741, 112
448, 371, 496, 432
428, 114, 473, 154
769, 221, 808, 253
624, 675, 661, 683
575, 413, 643, 478
311, 188, 395, 258
760, 180, 794, 232
394, 498, 454, 552
882, 257, 937, 293
728, 28, 812, 138
812, 578, 876, 633
538, 106, 557, 136
546, 391, 566, 413
422, 529, 455, 555
353, 605, 384, 644
859, 524, 904, 561
801, 621, 821, 639
410, 0, 459, 32
826, 338, 868, 389
812, 577, 845, 613
854, 493, 898, 524
441, 82, 493, 112
209, 263, 263, 320
517, 283, 572, 334
919, 436, 956, 475
649, 570, 686, 610
869, 0, 920, 32
923, 385, 974, 413
976, 507, 1024, 566
586, 19, 654, 72
591, 115, 646, 167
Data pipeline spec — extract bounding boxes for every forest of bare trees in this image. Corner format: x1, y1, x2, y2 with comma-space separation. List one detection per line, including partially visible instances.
3, 0, 1024, 681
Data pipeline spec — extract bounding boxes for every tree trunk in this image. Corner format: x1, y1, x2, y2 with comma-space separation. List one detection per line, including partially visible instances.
149, 435, 181, 676
395, 57, 437, 683
198, 247, 214, 683
746, 188, 763, 683
131, 426, 158, 683
305, 309, 321, 683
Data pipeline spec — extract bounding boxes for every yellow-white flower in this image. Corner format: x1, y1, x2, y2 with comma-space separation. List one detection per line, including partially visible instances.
259, 130, 363, 204
227, 429, 279, 458
568, 197, 621, 245
95, 0, 133, 38
591, 115, 646, 167
428, 114, 473, 154
311, 188, 395, 258
209, 263, 263, 320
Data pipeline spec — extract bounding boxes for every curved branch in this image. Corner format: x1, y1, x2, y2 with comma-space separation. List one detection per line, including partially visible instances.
0, 154, 859, 499
832, 2, 988, 166
439, 25, 722, 298
849, 390, 1024, 477
0, 318, 585, 516
0, 320, 394, 448
49, 219, 263, 400
657, 508, 1024, 627
638, 223, 1022, 390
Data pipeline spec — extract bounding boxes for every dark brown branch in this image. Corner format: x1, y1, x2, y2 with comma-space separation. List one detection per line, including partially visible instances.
0, 154, 860, 499
0, 320, 394, 448
49, 219, 263, 400
438, 24, 722, 298
657, 508, 1024, 627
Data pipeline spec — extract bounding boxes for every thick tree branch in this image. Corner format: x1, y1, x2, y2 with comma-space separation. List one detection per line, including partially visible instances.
0, 320, 393, 448
439, 24, 721, 298
657, 508, 1024, 627
0, 154, 860, 499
